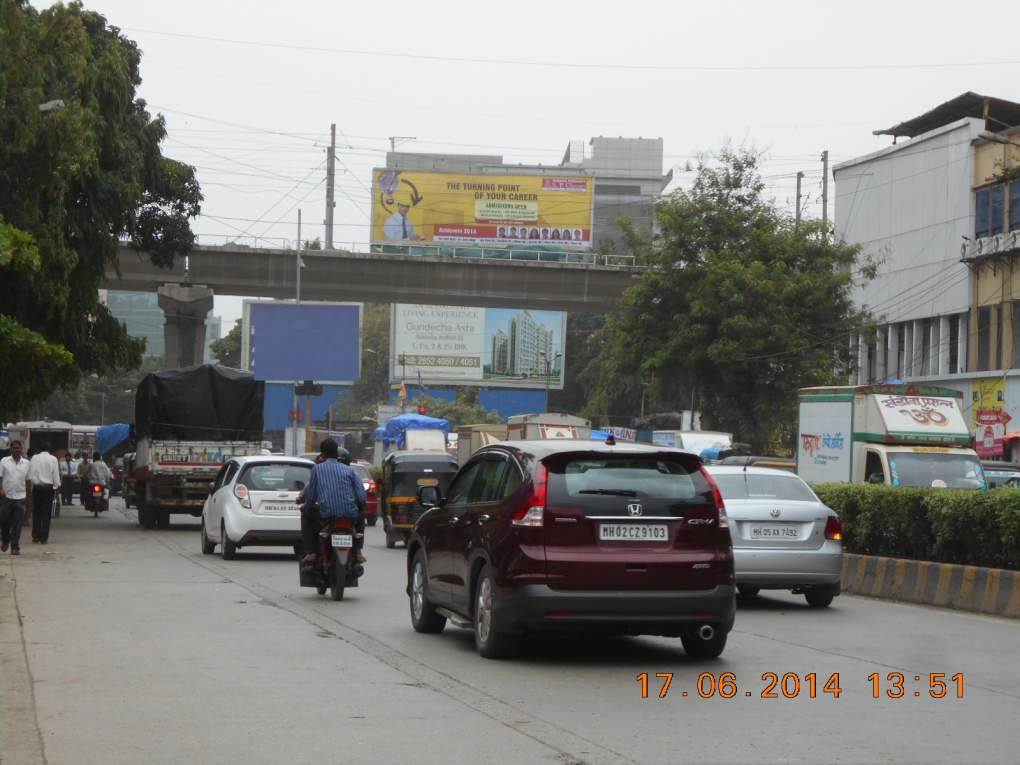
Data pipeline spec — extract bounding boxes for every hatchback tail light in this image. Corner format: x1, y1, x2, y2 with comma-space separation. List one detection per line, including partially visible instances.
512, 464, 547, 528
233, 483, 251, 509
699, 467, 729, 529
825, 515, 842, 541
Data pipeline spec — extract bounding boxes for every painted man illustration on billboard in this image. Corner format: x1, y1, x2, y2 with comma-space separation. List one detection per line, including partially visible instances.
383, 193, 423, 241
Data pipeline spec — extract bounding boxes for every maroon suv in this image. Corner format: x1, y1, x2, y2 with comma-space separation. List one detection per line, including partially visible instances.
406, 440, 736, 659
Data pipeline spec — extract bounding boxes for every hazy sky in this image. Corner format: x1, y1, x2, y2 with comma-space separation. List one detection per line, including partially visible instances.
54, 0, 1020, 325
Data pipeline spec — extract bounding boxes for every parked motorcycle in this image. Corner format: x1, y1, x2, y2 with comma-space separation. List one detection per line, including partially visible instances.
86, 483, 109, 518
298, 515, 364, 600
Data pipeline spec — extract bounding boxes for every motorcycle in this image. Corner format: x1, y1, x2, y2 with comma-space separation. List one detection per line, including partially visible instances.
298, 515, 364, 601
86, 483, 109, 518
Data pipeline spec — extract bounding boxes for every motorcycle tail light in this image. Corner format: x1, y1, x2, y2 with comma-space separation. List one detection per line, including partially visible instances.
91, 484, 103, 493
233, 483, 251, 509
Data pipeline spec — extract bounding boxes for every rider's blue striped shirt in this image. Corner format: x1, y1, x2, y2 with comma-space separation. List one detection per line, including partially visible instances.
303, 459, 366, 518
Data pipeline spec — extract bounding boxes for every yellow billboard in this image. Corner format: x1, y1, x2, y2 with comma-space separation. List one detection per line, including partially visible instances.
371, 170, 594, 248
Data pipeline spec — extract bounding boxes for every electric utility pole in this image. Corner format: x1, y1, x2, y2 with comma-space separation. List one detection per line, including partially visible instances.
821, 150, 830, 240
296, 209, 302, 303
795, 170, 804, 229
325, 123, 336, 250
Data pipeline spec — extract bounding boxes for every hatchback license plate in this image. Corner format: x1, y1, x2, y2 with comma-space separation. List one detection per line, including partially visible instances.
331, 534, 353, 548
750, 525, 799, 539
260, 503, 295, 514
599, 524, 668, 541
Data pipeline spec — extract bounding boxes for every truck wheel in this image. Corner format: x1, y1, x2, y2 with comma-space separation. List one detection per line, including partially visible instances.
221, 523, 238, 561
140, 506, 157, 529
156, 511, 171, 529
385, 531, 396, 549
366, 516, 378, 527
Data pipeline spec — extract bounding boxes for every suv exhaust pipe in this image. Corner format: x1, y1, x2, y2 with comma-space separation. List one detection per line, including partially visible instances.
697, 624, 715, 641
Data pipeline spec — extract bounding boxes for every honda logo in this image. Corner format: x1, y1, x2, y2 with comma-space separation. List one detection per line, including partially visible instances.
627, 503, 643, 516
770, 508, 781, 519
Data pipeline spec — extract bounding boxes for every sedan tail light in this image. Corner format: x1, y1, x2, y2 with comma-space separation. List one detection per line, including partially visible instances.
699, 466, 729, 529
512, 464, 547, 528
233, 483, 252, 509
825, 515, 842, 541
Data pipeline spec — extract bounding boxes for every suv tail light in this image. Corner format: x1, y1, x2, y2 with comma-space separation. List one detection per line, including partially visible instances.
825, 515, 842, 541
699, 467, 729, 529
512, 464, 547, 528
233, 483, 251, 509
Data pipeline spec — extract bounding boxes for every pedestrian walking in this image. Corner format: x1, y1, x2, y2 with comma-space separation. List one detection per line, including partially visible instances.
28, 446, 61, 544
60, 451, 75, 506
76, 453, 90, 505
0, 440, 31, 555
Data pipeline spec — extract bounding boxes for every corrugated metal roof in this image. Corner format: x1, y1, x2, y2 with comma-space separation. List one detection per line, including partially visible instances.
874, 91, 1020, 138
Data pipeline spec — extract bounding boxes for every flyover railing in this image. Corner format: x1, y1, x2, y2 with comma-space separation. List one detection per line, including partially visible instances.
183, 233, 638, 267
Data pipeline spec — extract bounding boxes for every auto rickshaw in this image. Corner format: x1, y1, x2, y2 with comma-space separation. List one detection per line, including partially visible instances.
380, 450, 458, 549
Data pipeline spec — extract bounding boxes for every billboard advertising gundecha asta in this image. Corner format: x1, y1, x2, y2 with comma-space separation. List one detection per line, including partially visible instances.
390, 304, 566, 390
371, 170, 594, 247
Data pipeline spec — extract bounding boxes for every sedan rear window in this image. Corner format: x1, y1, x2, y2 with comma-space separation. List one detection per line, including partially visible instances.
238, 463, 311, 492
713, 473, 817, 502
547, 455, 713, 517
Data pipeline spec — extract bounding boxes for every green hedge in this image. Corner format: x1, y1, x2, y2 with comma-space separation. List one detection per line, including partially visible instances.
813, 484, 1020, 571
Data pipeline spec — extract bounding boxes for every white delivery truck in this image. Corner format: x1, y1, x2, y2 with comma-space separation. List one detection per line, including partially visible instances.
373, 413, 451, 465
506, 413, 591, 440
797, 384, 985, 489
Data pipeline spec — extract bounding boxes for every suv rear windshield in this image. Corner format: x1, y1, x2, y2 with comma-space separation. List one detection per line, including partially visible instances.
546, 454, 713, 517
238, 463, 310, 492
713, 473, 817, 502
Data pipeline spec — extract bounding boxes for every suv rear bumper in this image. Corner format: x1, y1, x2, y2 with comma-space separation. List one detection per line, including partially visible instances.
494, 584, 736, 637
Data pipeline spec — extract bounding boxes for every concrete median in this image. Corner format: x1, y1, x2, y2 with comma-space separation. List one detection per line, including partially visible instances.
841, 553, 1020, 618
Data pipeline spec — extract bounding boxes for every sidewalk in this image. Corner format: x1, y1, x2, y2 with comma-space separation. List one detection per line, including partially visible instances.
0, 556, 47, 765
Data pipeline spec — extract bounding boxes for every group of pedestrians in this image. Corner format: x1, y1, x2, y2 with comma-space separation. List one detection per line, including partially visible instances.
0, 441, 111, 556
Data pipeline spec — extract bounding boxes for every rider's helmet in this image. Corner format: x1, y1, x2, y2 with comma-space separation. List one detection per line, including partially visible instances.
337, 447, 351, 465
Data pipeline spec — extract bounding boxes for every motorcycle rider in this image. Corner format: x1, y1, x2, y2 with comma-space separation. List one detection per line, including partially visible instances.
298, 438, 366, 570
85, 452, 112, 510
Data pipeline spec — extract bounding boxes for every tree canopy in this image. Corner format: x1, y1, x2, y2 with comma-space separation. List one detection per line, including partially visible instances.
582, 149, 873, 451
416, 388, 502, 430
0, 0, 201, 419
210, 318, 242, 368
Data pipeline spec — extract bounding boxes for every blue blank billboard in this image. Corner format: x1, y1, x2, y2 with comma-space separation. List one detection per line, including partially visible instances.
244, 302, 361, 383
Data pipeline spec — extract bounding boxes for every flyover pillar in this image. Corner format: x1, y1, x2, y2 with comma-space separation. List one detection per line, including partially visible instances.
158, 283, 214, 368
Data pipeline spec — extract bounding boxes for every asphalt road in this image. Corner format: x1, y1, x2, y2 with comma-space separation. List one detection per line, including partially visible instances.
2, 498, 1017, 765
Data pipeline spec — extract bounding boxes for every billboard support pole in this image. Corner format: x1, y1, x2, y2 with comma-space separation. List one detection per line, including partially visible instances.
296, 209, 302, 304
304, 394, 313, 453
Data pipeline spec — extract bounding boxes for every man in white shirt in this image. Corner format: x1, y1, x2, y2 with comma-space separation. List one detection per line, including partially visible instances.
0, 440, 31, 555
59, 451, 75, 506
28, 447, 61, 544
383, 202, 423, 241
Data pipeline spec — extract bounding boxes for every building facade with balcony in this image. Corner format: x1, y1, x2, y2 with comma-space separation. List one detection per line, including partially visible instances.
835, 93, 1020, 458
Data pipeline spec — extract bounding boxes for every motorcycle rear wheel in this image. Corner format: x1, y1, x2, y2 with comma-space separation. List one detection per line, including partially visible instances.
329, 552, 345, 601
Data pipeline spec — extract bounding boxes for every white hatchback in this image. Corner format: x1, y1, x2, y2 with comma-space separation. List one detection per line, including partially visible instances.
201, 456, 314, 560
706, 466, 843, 608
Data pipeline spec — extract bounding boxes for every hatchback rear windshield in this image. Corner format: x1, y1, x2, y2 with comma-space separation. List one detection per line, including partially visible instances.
238, 463, 310, 492
713, 473, 816, 502
546, 455, 713, 517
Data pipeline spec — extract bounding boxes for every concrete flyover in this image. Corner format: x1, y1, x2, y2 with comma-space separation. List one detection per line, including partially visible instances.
108, 244, 644, 312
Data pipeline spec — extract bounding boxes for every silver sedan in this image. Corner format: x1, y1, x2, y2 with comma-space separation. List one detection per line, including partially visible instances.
706, 466, 842, 608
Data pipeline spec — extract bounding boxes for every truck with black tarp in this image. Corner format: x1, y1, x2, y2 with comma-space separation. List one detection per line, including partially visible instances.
133, 365, 265, 529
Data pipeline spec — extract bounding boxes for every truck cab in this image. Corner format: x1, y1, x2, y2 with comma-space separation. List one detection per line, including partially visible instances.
798, 384, 985, 489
